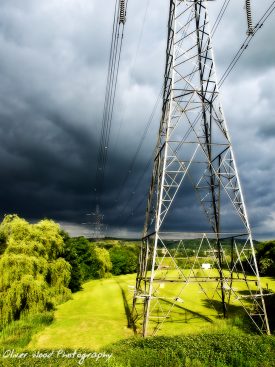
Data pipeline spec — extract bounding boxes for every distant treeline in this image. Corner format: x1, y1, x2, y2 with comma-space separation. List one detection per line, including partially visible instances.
161, 238, 275, 276
0, 215, 139, 328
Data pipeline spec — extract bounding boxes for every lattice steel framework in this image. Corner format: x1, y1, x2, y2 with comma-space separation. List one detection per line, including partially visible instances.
132, 0, 270, 337
92, 205, 105, 239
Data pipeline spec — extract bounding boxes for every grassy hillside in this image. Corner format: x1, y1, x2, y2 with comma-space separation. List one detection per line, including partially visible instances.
28, 274, 136, 350
26, 273, 275, 350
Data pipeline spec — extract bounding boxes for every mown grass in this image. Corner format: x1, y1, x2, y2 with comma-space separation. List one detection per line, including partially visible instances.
133, 270, 275, 336
27, 274, 135, 350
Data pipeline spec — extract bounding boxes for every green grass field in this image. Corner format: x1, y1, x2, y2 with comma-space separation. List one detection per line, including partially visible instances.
25, 272, 275, 351
133, 267, 275, 336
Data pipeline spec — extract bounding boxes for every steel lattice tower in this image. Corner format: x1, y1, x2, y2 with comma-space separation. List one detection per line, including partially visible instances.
132, 0, 270, 337
92, 205, 105, 239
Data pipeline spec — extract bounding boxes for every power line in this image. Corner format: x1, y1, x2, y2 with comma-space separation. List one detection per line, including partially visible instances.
95, 0, 128, 205
219, 1, 275, 87
112, 0, 151, 153
119, 157, 152, 226
211, 0, 231, 37
132, 0, 151, 69
115, 88, 162, 204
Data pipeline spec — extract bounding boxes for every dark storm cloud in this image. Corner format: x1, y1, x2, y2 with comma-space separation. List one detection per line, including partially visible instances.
258, 124, 275, 138
0, 0, 274, 239
0, 0, 113, 224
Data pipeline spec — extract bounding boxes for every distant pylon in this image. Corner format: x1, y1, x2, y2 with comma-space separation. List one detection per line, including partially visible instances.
132, 0, 270, 337
92, 205, 105, 239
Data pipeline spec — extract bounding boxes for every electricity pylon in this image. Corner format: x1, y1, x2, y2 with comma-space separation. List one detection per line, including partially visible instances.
92, 205, 105, 239
132, 0, 270, 337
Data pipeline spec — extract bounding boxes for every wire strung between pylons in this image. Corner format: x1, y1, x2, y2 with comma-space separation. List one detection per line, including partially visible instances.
211, 0, 231, 37
117, 1, 275, 227
112, 0, 151, 154
115, 88, 163, 204
95, 0, 128, 206
219, 1, 275, 87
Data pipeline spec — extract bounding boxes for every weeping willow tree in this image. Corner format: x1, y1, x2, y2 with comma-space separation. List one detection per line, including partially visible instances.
0, 215, 72, 327
89, 246, 112, 279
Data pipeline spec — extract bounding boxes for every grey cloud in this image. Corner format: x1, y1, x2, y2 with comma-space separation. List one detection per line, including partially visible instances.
258, 123, 275, 138
0, 0, 274, 239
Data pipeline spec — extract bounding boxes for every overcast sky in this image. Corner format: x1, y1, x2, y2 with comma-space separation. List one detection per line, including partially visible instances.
0, 0, 274, 239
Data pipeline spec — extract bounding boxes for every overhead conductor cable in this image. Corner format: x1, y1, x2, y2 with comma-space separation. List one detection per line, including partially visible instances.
95, 0, 128, 205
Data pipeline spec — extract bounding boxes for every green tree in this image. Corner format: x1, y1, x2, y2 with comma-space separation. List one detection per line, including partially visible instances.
0, 215, 71, 326
90, 246, 112, 279
63, 241, 82, 292
63, 236, 112, 284
110, 246, 138, 275
257, 240, 275, 276
64, 237, 93, 281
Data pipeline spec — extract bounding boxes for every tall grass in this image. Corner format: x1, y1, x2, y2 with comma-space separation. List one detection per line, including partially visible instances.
0, 312, 54, 349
